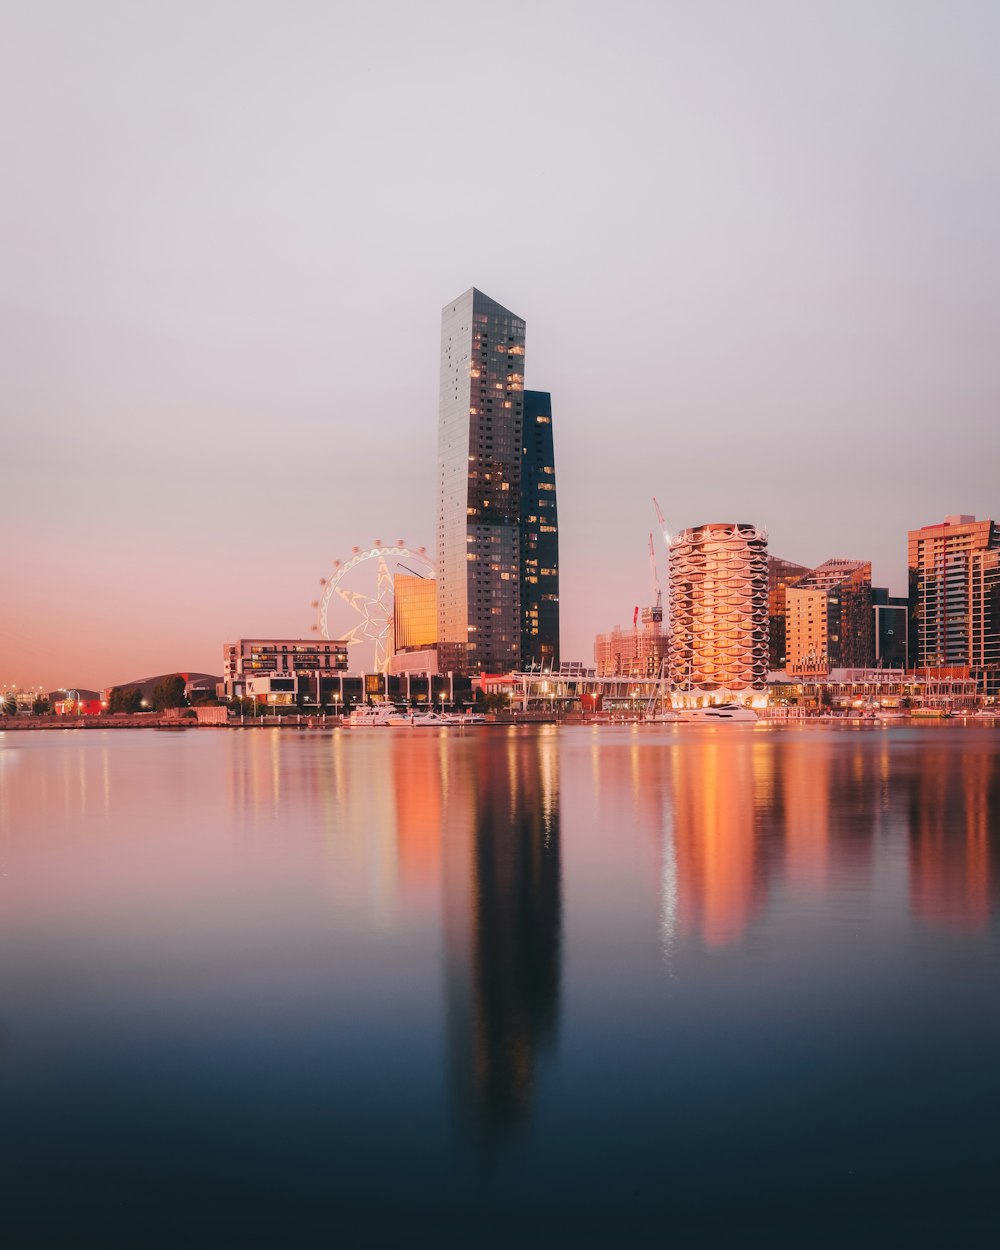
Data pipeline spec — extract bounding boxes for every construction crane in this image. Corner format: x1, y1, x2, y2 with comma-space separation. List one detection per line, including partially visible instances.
652, 498, 672, 636
648, 533, 663, 623
653, 497, 670, 548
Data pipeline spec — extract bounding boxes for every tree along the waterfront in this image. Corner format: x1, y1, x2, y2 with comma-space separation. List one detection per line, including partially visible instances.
151, 675, 186, 711
107, 686, 144, 714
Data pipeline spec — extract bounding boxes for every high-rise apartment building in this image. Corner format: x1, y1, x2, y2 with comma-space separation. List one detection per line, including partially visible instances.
909, 515, 1000, 693
908, 515, 999, 667
768, 556, 810, 669
668, 523, 769, 701
969, 549, 1000, 684
437, 288, 557, 675
520, 390, 559, 670
785, 559, 873, 675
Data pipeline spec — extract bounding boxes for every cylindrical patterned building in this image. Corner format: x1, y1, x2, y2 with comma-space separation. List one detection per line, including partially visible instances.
668, 522, 769, 704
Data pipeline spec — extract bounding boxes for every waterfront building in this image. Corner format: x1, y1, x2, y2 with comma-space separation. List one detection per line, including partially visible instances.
766, 668, 978, 713
520, 390, 559, 670
668, 523, 769, 703
223, 638, 349, 705
768, 556, 810, 669
969, 548, 1000, 696
594, 616, 668, 678
785, 559, 873, 676
437, 288, 526, 675
909, 515, 996, 665
908, 515, 1000, 693
873, 588, 910, 669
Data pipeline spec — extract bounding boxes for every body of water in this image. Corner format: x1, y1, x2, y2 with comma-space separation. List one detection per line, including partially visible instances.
1, 724, 998, 1246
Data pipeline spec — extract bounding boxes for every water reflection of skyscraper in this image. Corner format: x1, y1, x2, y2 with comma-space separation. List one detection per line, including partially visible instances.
909, 746, 994, 931
444, 732, 561, 1137
391, 737, 444, 903
669, 737, 766, 947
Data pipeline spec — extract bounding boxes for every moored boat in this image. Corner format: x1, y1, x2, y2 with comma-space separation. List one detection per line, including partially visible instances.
348, 703, 409, 727
673, 703, 759, 723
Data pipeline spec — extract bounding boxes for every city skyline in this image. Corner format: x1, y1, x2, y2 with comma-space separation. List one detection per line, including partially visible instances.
3, 2, 1000, 690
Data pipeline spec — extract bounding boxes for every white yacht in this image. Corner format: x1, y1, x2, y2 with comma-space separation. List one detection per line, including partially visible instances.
390, 710, 450, 727
348, 703, 409, 727
673, 703, 759, 723
442, 711, 488, 725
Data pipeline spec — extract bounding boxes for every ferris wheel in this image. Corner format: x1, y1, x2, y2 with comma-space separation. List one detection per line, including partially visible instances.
311, 540, 435, 674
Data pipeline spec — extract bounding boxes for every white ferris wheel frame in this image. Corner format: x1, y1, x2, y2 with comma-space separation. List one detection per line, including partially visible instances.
313, 542, 435, 674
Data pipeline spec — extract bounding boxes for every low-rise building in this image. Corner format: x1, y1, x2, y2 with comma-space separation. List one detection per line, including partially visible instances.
223, 639, 349, 707
768, 667, 977, 712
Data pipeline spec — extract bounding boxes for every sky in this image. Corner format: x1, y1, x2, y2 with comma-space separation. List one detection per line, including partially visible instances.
2, 0, 999, 690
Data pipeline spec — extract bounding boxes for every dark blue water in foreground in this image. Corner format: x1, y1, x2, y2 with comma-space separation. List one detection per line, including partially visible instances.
1, 724, 999, 1247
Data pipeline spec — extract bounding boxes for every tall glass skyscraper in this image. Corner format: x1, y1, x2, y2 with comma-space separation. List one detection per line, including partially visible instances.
520, 390, 559, 670
437, 289, 527, 674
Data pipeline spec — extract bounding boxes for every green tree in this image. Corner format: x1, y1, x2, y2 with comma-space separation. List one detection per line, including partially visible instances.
151, 674, 186, 711
474, 690, 508, 712
32, 697, 51, 715
107, 686, 142, 713
122, 687, 143, 713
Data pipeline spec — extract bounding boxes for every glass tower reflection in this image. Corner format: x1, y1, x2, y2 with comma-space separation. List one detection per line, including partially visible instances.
444, 732, 561, 1137
909, 745, 995, 931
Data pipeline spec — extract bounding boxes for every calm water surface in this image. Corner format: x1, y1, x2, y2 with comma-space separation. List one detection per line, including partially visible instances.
1, 724, 999, 1247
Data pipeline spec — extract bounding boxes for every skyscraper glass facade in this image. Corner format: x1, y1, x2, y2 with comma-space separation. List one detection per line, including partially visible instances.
393, 575, 438, 652
437, 289, 526, 674
520, 390, 559, 669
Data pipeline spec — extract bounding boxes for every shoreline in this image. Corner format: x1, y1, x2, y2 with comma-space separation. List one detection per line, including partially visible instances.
1, 712, 996, 732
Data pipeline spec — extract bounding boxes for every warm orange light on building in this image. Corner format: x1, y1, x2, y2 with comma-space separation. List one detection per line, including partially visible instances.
393, 574, 438, 652
910, 748, 991, 931
668, 522, 768, 700
670, 739, 762, 946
